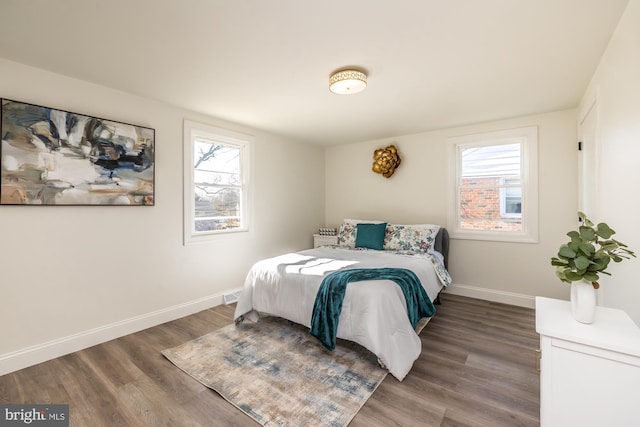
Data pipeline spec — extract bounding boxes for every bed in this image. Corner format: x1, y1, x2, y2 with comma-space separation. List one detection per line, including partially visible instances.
233, 221, 451, 381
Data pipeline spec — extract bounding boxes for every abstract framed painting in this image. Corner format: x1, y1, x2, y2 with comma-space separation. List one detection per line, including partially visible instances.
0, 98, 155, 205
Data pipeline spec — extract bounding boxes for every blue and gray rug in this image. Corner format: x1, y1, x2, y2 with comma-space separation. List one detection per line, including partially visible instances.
162, 317, 387, 427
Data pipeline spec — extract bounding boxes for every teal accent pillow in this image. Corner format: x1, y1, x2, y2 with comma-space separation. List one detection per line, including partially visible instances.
355, 223, 387, 250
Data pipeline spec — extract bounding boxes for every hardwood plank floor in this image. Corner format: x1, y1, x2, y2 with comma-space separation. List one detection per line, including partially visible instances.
0, 293, 540, 426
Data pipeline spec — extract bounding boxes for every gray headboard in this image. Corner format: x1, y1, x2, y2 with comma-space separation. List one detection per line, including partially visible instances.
434, 228, 450, 269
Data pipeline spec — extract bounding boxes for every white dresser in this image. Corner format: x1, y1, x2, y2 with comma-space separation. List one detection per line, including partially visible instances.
313, 234, 337, 248
535, 297, 640, 426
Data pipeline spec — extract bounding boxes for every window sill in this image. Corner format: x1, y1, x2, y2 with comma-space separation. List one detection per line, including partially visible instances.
184, 227, 249, 245
449, 229, 538, 244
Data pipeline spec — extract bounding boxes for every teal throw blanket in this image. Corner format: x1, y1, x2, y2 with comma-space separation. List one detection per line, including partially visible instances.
310, 268, 435, 350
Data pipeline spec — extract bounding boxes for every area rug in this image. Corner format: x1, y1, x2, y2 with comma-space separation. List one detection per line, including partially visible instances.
161, 317, 387, 427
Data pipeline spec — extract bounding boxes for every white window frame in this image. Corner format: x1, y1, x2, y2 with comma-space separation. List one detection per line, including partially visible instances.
447, 126, 538, 243
183, 120, 252, 245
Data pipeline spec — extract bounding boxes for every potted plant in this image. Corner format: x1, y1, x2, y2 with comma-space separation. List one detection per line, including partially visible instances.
550, 212, 635, 323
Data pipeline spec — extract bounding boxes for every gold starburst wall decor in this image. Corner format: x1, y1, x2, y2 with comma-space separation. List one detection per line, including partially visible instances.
372, 145, 401, 178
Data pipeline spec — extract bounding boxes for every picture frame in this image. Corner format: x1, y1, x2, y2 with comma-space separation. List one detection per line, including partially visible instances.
1, 98, 155, 206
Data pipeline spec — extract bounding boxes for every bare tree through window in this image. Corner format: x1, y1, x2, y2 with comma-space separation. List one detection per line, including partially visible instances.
193, 139, 242, 232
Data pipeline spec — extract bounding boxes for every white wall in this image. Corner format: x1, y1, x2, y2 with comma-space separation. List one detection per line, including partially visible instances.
580, 0, 640, 325
0, 58, 325, 373
326, 110, 578, 306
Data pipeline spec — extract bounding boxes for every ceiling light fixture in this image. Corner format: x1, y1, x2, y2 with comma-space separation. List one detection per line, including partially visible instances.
329, 69, 367, 95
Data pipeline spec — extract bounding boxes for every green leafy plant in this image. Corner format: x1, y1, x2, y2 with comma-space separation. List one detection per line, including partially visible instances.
551, 212, 635, 289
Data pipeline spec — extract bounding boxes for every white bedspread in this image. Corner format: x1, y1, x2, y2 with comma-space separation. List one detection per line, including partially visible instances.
234, 246, 448, 381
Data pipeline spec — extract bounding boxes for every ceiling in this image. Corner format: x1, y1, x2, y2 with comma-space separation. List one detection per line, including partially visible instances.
0, 0, 630, 145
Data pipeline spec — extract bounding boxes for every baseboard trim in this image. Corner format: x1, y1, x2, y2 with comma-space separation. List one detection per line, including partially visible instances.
0, 284, 532, 376
444, 283, 535, 309
0, 292, 231, 376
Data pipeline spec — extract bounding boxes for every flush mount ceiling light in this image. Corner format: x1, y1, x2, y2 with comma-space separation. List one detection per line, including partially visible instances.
329, 69, 367, 94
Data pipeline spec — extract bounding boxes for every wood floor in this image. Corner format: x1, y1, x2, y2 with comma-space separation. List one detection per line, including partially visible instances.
0, 293, 540, 426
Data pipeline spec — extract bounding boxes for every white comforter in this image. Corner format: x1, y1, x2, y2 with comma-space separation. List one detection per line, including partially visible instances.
233, 246, 448, 381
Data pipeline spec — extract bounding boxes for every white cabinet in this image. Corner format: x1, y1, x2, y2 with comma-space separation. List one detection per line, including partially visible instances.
313, 234, 337, 248
535, 297, 640, 427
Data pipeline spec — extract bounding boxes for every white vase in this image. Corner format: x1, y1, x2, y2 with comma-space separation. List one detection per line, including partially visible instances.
570, 280, 597, 324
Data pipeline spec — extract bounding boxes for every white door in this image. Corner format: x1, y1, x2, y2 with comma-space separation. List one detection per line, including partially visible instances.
578, 98, 601, 304
578, 98, 599, 219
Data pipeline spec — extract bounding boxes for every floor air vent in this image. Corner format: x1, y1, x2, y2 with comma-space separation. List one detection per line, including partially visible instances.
223, 291, 241, 304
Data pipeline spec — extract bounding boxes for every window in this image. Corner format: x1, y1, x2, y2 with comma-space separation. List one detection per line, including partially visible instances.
184, 120, 251, 244
448, 126, 538, 243
501, 178, 522, 217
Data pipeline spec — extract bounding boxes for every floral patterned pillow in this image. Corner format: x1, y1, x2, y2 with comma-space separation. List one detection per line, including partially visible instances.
336, 222, 357, 247
383, 224, 440, 253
